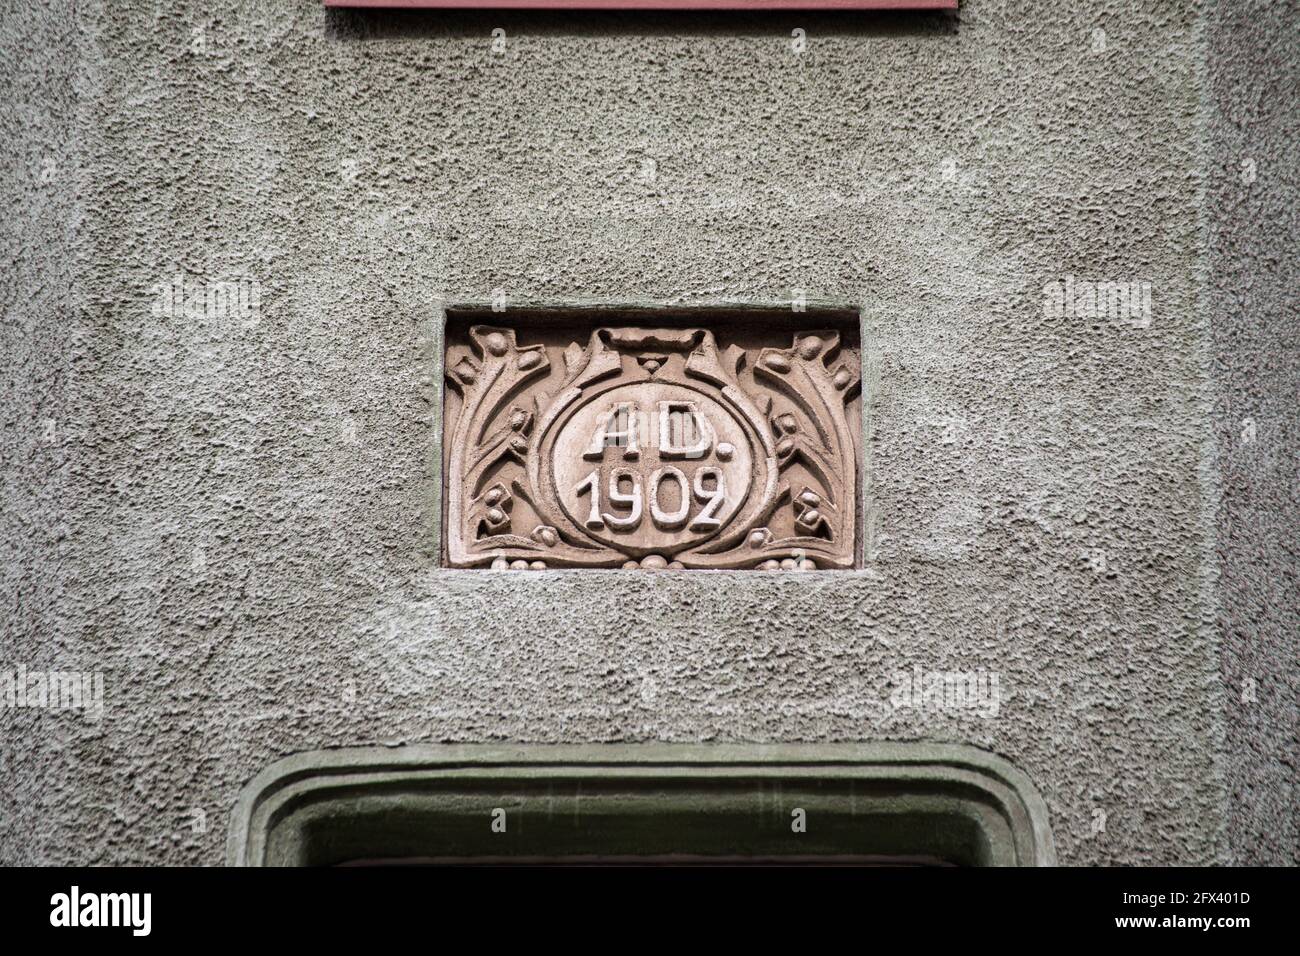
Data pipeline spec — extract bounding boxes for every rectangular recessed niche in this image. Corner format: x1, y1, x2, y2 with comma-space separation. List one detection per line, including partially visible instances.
228, 744, 1056, 866
441, 306, 862, 570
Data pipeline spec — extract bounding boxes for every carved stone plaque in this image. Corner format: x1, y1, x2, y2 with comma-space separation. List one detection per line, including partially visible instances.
443, 313, 861, 570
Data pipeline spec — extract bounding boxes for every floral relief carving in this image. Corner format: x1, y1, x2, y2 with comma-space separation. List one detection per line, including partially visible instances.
444, 322, 860, 570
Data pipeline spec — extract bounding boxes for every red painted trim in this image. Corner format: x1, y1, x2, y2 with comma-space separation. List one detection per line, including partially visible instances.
326, 1, 957, 10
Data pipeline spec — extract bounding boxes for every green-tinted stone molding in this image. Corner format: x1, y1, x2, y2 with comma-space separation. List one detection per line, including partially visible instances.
227, 743, 1056, 866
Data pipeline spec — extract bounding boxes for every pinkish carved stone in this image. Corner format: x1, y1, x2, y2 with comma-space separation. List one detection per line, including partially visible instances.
444, 322, 860, 570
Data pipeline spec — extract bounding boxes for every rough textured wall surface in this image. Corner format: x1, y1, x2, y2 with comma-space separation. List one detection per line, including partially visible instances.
1205, 0, 1299, 866
0, 0, 91, 862
0, 0, 1290, 865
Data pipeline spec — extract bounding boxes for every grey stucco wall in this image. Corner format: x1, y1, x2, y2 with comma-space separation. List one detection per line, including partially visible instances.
0, 0, 1293, 865
1205, 0, 1299, 866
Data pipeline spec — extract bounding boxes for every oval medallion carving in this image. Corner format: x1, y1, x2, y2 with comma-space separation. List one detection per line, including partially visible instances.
551, 382, 755, 556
